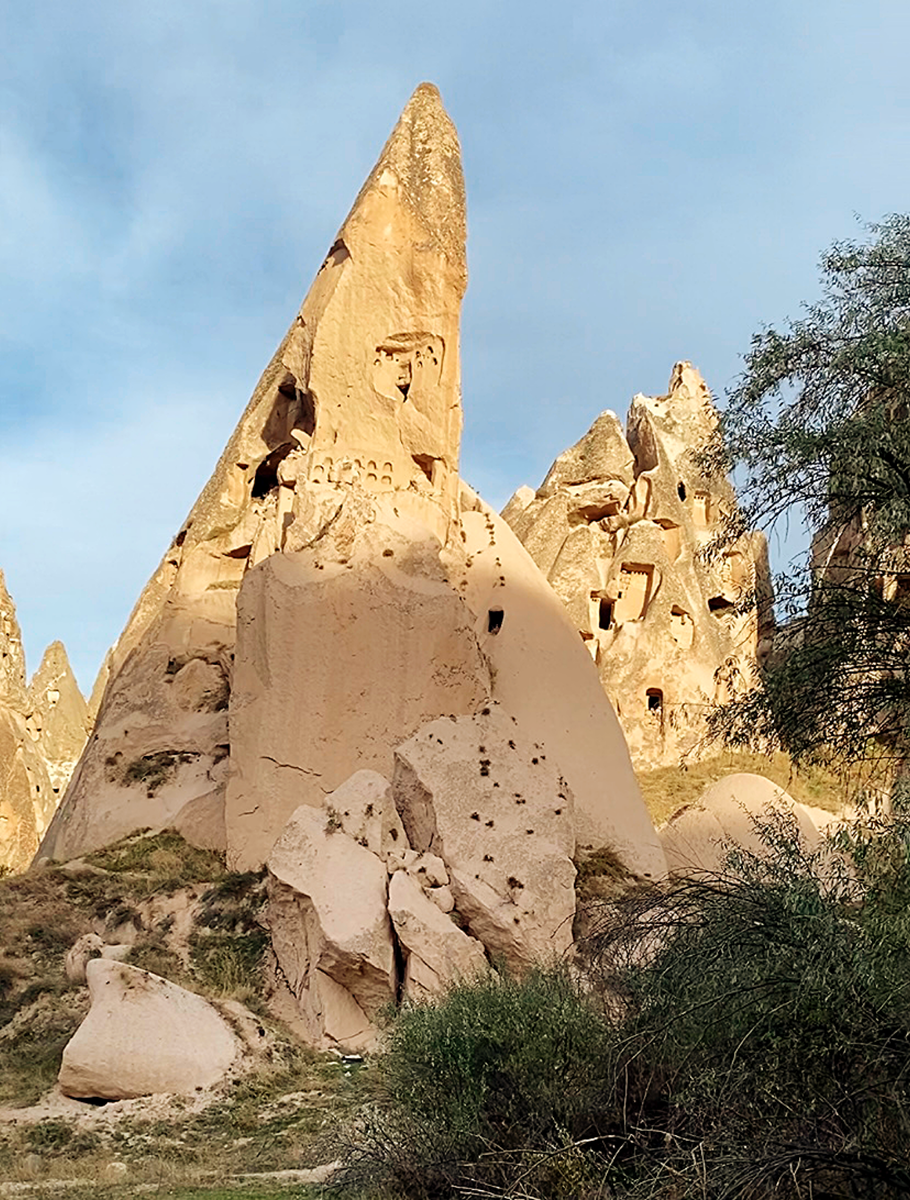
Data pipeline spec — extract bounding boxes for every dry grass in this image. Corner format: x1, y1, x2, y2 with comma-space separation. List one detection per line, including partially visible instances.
636, 749, 853, 827
0, 1047, 378, 1194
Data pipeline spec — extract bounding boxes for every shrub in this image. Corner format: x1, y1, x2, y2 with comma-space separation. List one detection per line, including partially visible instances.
348, 966, 617, 1198
350, 809, 910, 1199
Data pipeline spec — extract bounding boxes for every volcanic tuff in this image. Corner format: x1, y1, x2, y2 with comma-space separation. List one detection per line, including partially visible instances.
0, 573, 88, 870
503, 364, 773, 768
36, 84, 668, 1046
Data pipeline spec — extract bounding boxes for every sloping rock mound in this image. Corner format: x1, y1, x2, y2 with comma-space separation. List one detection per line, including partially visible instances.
660, 773, 828, 875
58, 959, 240, 1100
503, 364, 774, 769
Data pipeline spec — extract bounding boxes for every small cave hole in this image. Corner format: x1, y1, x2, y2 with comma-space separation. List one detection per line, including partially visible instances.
708, 596, 735, 614
598, 598, 614, 630
488, 608, 504, 635
412, 454, 436, 483
252, 444, 293, 498
677, 481, 687, 501
646, 688, 663, 715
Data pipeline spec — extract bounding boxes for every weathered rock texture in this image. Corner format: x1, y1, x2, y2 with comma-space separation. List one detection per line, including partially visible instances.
659, 773, 834, 876
38, 86, 666, 1044
503, 364, 773, 768
0, 574, 88, 870
41, 83, 660, 879
58, 959, 240, 1100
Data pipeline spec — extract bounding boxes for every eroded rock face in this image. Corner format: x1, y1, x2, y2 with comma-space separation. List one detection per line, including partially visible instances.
58, 959, 239, 1100
393, 707, 577, 973
503, 364, 773, 769
39, 83, 468, 865
0, 575, 86, 871
24, 641, 90, 812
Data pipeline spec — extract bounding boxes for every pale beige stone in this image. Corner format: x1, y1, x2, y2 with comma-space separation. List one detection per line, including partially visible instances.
58, 959, 239, 1099
388, 869, 488, 999
445, 498, 666, 877
322, 770, 406, 861
266, 804, 395, 1048
393, 706, 577, 972
504, 364, 774, 769
25, 641, 90, 815
64, 934, 105, 984
660, 773, 823, 875
227, 515, 489, 870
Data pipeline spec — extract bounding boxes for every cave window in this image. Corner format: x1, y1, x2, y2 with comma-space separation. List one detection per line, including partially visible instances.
646, 688, 663, 715
708, 596, 735, 615
598, 598, 614, 630
677, 482, 687, 501
252, 444, 293, 498
488, 608, 504, 635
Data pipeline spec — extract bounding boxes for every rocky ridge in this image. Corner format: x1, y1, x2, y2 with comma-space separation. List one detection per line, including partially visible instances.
0, 574, 88, 871
503, 365, 774, 767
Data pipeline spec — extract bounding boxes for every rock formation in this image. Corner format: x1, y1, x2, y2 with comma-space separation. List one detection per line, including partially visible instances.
503, 364, 773, 768
659, 772, 841, 876
41, 83, 660, 873
0, 573, 88, 871
58, 959, 240, 1100
37, 85, 667, 1043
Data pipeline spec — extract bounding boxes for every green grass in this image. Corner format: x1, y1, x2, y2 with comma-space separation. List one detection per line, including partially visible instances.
637, 748, 852, 826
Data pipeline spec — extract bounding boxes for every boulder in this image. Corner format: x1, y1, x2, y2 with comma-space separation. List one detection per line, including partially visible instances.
660, 773, 824, 875
393, 706, 577, 972
388, 869, 488, 999
266, 804, 395, 1047
323, 770, 407, 861
58, 960, 239, 1099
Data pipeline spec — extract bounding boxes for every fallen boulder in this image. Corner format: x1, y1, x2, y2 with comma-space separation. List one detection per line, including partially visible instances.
58, 960, 239, 1099
388, 868, 488, 999
267, 804, 396, 1048
393, 705, 577, 973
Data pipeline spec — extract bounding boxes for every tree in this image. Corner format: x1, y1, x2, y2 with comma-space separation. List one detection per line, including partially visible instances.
704, 215, 910, 783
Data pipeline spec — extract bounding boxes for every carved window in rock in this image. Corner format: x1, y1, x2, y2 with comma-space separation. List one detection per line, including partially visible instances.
646, 688, 664, 722
669, 605, 694, 649
372, 333, 444, 402
614, 564, 654, 624
693, 491, 713, 528
598, 598, 615, 630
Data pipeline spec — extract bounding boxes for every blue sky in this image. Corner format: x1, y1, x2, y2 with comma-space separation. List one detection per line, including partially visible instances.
2, 0, 909, 690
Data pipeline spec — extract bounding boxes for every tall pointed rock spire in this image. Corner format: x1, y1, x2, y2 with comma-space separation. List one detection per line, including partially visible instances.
40, 85, 470, 862
0, 571, 26, 707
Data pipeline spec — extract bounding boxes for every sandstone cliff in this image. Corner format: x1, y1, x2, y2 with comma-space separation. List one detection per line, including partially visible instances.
503, 364, 773, 768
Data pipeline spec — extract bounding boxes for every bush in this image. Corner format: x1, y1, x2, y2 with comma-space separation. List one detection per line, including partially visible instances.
350, 810, 910, 1199
583, 807, 910, 1199
348, 966, 617, 1198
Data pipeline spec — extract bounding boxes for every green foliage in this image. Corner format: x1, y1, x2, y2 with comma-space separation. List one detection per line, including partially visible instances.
346, 967, 616, 1197
120, 751, 199, 796
705, 214, 910, 774
87, 829, 227, 888
354, 811, 910, 1198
